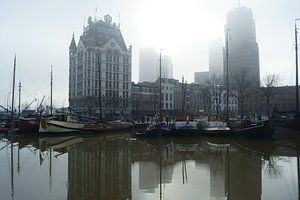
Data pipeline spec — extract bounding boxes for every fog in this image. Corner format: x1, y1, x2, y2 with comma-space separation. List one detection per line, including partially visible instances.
0, 0, 299, 107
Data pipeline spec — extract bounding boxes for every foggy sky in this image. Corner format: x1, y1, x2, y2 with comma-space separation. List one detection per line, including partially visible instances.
0, 0, 299, 108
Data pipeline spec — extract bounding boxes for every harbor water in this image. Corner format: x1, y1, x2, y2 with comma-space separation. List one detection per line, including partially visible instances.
0, 129, 299, 200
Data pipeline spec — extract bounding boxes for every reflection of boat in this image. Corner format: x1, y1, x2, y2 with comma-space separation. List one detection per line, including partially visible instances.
38, 135, 83, 151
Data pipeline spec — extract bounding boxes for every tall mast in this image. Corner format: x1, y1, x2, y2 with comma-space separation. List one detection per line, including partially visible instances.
159, 50, 162, 114
50, 66, 53, 115
182, 76, 184, 113
295, 19, 300, 114
98, 50, 102, 119
11, 55, 16, 119
226, 29, 230, 123
18, 81, 21, 116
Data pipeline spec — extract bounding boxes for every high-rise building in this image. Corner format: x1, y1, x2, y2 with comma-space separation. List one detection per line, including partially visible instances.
156, 55, 173, 80
69, 15, 132, 119
139, 48, 173, 82
224, 6, 260, 87
194, 71, 210, 85
209, 39, 224, 77
139, 47, 157, 82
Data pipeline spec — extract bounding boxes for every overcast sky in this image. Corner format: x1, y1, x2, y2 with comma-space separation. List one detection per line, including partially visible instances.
0, 0, 299, 108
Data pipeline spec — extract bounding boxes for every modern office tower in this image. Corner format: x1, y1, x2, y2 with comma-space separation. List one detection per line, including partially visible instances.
69, 15, 132, 119
224, 6, 260, 87
194, 71, 210, 85
209, 39, 224, 77
139, 48, 173, 82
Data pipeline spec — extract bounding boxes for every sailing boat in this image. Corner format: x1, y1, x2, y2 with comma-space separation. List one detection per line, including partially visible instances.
172, 77, 198, 135
19, 66, 50, 134
39, 67, 133, 134
140, 51, 172, 137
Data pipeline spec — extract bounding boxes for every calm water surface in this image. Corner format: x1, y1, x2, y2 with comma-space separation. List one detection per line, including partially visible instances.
0, 132, 298, 200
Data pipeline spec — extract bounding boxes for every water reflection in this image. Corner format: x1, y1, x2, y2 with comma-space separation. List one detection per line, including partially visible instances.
0, 132, 298, 200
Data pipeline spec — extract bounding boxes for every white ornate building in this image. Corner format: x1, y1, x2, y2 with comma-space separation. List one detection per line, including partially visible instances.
69, 15, 132, 119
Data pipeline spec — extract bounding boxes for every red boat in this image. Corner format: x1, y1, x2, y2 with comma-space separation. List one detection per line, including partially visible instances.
18, 117, 40, 133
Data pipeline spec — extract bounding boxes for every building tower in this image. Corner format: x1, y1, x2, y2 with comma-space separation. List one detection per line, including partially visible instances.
209, 39, 224, 77
69, 15, 132, 119
139, 48, 173, 82
224, 6, 260, 87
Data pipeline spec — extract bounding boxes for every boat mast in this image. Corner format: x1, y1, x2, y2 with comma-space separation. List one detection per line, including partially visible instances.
295, 19, 300, 115
11, 55, 16, 119
159, 50, 162, 114
226, 29, 230, 123
98, 49, 102, 120
50, 66, 53, 115
18, 81, 21, 116
182, 76, 184, 113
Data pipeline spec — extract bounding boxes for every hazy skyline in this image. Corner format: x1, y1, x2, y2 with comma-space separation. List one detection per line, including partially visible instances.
0, 0, 299, 108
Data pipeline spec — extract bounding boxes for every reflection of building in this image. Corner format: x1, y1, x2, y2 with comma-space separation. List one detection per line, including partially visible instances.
139, 161, 159, 193
69, 15, 132, 119
67, 135, 131, 200
138, 142, 174, 192
224, 6, 260, 87
132, 138, 263, 199
226, 147, 262, 200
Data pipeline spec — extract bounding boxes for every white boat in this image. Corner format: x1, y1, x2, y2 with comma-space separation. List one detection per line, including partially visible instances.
173, 114, 198, 134
39, 113, 133, 134
201, 115, 230, 134
39, 114, 86, 133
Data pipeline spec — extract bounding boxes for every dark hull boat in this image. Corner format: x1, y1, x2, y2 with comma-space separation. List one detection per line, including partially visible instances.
18, 117, 40, 133
136, 122, 172, 137
202, 119, 273, 138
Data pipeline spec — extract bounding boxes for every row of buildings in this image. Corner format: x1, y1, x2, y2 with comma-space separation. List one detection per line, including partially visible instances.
68, 8, 298, 120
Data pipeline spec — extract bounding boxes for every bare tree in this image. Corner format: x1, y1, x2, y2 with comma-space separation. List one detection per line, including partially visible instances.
261, 74, 280, 115
231, 67, 255, 119
203, 74, 224, 114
